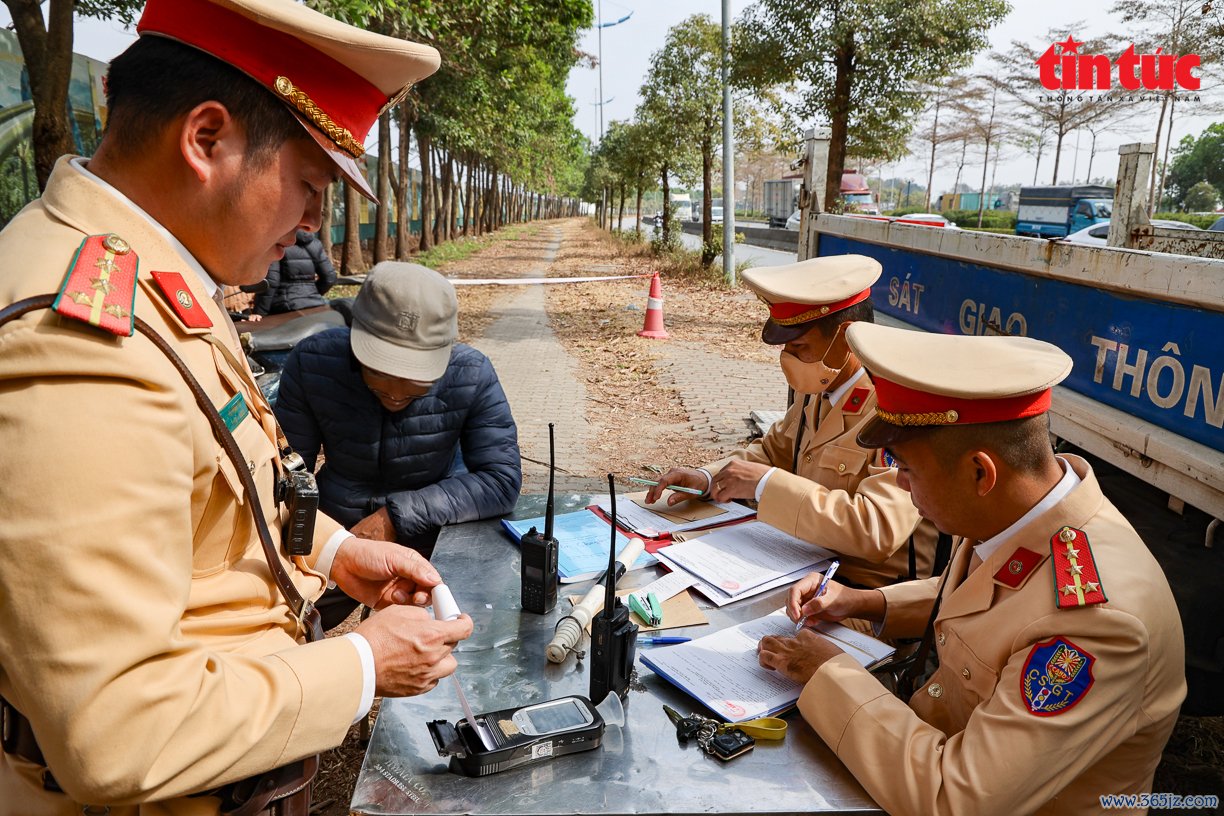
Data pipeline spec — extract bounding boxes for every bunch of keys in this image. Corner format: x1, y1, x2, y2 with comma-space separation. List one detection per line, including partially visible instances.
663, 705, 755, 761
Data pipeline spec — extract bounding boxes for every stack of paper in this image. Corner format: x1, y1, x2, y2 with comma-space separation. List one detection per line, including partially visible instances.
594, 492, 755, 538
653, 521, 835, 607
501, 510, 656, 583
640, 609, 896, 722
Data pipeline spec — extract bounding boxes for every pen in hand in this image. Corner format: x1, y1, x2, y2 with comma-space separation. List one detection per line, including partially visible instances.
795, 559, 840, 633
628, 476, 705, 496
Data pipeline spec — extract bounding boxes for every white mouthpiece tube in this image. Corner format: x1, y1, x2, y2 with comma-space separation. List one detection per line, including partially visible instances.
544, 537, 645, 663
432, 584, 461, 621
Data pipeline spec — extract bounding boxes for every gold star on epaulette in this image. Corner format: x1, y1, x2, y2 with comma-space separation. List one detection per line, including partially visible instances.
1082, 581, 1100, 593
1060, 584, 1078, 595
104, 304, 129, 319
94, 257, 120, 275
1064, 545, 1080, 558
90, 276, 113, 295
1070, 564, 1084, 576
69, 291, 92, 306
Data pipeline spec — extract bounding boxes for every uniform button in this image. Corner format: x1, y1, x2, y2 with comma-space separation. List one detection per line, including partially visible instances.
248, 460, 256, 474
837, 463, 847, 473
938, 632, 946, 646
804, 453, 812, 463
961, 668, 971, 680
927, 683, 943, 698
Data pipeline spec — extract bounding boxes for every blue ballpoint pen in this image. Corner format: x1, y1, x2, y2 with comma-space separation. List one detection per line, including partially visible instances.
795, 560, 840, 632
637, 636, 691, 645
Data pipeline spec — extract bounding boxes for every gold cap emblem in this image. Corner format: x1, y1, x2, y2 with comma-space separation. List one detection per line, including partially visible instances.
176, 289, 193, 310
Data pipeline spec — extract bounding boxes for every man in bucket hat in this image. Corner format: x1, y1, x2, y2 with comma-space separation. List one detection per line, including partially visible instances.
0, 1, 471, 812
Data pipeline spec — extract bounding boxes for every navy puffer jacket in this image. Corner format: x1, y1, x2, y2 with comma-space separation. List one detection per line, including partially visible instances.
275, 328, 521, 541
254, 230, 337, 315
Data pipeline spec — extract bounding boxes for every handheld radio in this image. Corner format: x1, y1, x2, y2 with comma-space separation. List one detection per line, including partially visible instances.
589, 474, 639, 705
520, 423, 560, 614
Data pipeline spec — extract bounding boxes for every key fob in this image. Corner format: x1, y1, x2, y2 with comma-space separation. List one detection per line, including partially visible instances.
709, 728, 755, 761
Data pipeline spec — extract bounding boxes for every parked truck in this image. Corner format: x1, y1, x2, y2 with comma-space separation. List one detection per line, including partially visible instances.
840, 170, 880, 215
1015, 184, 1113, 238
763, 179, 801, 228
796, 130, 1224, 714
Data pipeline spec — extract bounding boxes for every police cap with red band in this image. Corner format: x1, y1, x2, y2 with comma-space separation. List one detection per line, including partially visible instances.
741, 255, 882, 345
846, 323, 1073, 447
135, 0, 441, 202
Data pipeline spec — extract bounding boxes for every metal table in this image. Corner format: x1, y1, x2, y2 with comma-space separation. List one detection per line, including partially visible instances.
350, 495, 882, 815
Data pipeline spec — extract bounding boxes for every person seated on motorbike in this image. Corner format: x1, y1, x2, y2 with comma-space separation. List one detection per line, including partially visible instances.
251, 229, 337, 318
275, 262, 522, 629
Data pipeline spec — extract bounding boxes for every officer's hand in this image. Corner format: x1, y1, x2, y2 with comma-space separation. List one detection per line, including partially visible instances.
709, 460, 771, 503
787, 575, 885, 625
757, 630, 842, 685
351, 507, 396, 542
330, 537, 441, 609
357, 605, 473, 697
645, 468, 708, 505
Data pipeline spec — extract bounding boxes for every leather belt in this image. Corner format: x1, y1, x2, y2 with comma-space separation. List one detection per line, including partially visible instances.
1, 696, 45, 766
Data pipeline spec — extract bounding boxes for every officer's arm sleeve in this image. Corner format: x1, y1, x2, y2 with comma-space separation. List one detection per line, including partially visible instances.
384, 366, 521, 538
273, 347, 323, 471
0, 365, 360, 803
798, 611, 1151, 816
756, 464, 922, 561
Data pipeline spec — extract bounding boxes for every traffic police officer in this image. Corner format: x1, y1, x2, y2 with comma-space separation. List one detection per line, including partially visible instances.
0, 1, 471, 813
759, 324, 1186, 815
648, 256, 941, 588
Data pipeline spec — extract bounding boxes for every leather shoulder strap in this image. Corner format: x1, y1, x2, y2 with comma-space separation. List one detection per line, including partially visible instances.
0, 294, 322, 642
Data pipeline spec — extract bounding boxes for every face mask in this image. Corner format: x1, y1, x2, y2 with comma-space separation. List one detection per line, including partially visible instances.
779, 323, 851, 394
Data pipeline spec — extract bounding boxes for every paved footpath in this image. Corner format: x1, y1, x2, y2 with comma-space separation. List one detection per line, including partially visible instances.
465, 226, 603, 494
654, 343, 783, 453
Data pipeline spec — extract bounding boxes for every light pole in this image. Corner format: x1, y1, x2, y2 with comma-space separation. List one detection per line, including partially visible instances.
593, 2, 633, 142
721, 0, 735, 286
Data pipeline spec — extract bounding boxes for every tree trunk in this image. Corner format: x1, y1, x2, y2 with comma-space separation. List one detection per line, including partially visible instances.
7, 0, 75, 190
617, 182, 626, 234
924, 97, 941, 211
1156, 95, 1177, 212
1148, 95, 1170, 215
463, 158, 474, 236
395, 105, 412, 260
374, 109, 391, 264
701, 138, 714, 266
1050, 122, 1067, 185
825, 40, 855, 210
342, 180, 367, 274
320, 182, 334, 258
661, 162, 671, 245
634, 180, 644, 239
417, 128, 433, 252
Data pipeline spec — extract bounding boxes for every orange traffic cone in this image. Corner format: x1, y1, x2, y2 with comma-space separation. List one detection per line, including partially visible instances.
637, 272, 669, 339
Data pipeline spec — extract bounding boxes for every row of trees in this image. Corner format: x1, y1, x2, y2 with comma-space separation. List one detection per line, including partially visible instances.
910, 1, 1224, 219
584, 1, 1007, 265
3, 0, 596, 270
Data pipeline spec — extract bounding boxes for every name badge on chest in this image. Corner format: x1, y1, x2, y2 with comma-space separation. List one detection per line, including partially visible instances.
219, 392, 250, 433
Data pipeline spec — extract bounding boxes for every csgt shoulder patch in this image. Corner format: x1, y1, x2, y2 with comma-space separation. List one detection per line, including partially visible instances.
1021, 636, 1095, 716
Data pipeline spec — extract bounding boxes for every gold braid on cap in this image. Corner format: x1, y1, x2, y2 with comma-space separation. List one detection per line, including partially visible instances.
875, 407, 960, 426
274, 76, 364, 158
772, 305, 832, 325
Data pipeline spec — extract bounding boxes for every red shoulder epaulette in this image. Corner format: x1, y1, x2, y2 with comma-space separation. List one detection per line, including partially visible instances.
52, 233, 138, 337
843, 385, 871, 415
1050, 526, 1108, 609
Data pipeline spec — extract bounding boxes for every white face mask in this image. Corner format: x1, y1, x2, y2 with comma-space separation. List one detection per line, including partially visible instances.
779, 323, 851, 395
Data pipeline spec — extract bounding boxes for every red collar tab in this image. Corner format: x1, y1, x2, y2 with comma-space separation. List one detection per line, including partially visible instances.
150, 271, 213, 329
53, 234, 139, 337
1050, 526, 1107, 609
992, 546, 1046, 589
843, 385, 872, 415
137, 0, 385, 155
767, 288, 871, 325
873, 376, 1053, 427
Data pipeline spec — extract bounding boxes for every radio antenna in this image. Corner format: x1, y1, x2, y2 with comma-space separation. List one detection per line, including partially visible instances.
605, 474, 617, 620
544, 423, 556, 541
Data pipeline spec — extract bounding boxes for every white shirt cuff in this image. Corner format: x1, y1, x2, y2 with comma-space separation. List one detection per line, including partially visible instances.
316, 529, 355, 588
696, 468, 713, 495
754, 467, 778, 503
342, 632, 377, 725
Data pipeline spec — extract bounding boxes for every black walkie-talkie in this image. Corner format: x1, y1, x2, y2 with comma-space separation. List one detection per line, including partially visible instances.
590, 474, 639, 705
520, 423, 559, 614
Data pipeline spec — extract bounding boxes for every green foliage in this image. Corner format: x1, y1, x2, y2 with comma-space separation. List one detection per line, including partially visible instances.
705, 223, 745, 257
1183, 181, 1221, 213
942, 208, 1016, 229
1167, 123, 1224, 207
735, 0, 1009, 162
74, 0, 144, 25
1152, 212, 1219, 229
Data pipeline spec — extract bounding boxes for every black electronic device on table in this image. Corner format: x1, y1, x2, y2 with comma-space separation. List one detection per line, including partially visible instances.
589, 474, 639, 705
428, 695, 605, 777
520, 422, 560, 614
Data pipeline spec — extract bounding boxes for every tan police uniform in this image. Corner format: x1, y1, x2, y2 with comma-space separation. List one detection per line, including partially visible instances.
703, 256, 938, 588
0, 1, 441, 812
796, 324, 1186, 816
